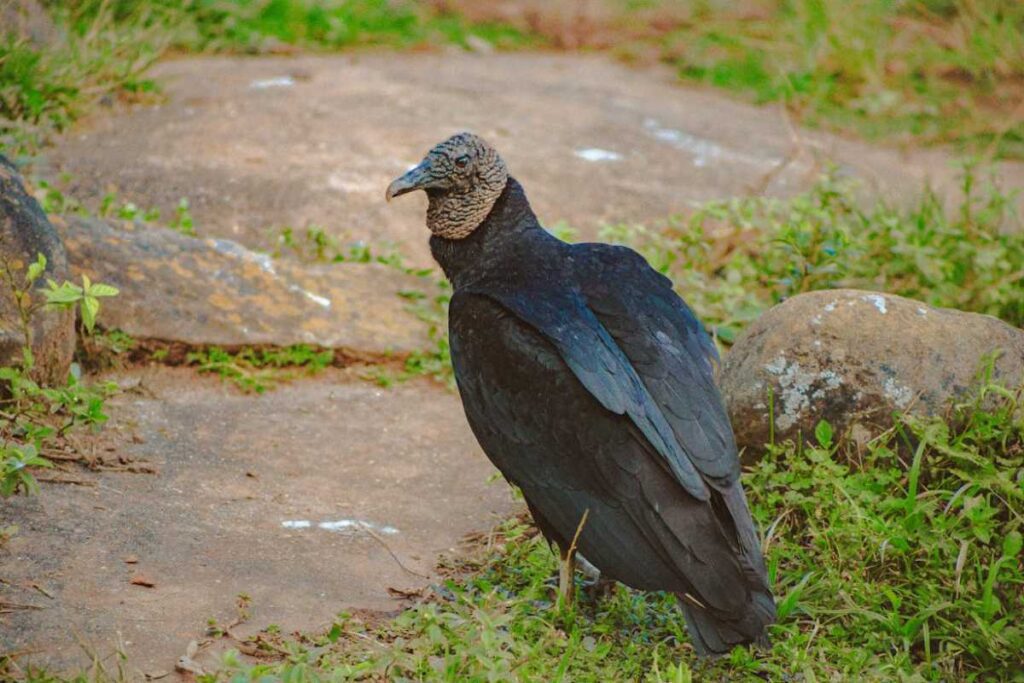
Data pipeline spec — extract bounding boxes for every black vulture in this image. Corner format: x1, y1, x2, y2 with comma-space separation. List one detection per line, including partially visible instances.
386, 132, 776, 655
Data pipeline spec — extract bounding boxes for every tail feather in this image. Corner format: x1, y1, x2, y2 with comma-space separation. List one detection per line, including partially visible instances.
678, 589, 775, 656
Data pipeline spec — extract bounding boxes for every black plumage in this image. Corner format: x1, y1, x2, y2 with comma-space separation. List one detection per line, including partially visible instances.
387, 133, 776, 655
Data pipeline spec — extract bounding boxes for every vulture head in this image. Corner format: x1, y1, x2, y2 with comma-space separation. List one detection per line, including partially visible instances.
385, 132, 508, 240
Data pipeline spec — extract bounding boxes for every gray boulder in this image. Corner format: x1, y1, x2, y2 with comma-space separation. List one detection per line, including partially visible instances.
720, 289, 1024, 458
53, 216, 429, 355
0, 155, 75, 384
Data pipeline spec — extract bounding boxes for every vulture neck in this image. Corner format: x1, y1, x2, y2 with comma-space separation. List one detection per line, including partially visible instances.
430, 177, 546, 288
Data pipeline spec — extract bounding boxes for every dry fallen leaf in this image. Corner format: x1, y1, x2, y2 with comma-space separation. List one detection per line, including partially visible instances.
130, 574, 156, 588
123, 555, 139, 564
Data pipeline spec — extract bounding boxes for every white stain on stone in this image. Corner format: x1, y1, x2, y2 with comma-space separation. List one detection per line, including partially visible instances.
250, 76, 295, 89
765, 354, 843, 430
211, 239, 275, 273
281, 519, 399, 534
823, 300, 838, 313
883, 377, 913, 408
862, 294, 888, 314
210, 238, 332, 309
319, 519, 399, 534
642, 118, 780, 169
303, 291, 332, 308
574, 148, 622, 162
917, 307, 928, 316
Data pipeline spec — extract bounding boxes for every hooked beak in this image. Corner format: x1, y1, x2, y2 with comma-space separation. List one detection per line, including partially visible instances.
385, 160, 435, 202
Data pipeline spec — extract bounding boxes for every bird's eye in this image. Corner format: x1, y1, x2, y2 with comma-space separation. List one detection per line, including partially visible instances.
454, 155, 470, 169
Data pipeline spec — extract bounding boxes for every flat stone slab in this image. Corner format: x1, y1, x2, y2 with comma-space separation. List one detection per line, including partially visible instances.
44, 53, 1024, 267
53, 215, 429, 353
0, 369, 518, 675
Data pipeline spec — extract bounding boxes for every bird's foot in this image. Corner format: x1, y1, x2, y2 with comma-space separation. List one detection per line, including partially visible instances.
543, 553, 612, 604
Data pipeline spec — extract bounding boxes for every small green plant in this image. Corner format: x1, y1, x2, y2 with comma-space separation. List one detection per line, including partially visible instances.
0, 442, 53, 497
1, 252, 120, 498
43, 273, 120, 334
98, 189, 196, 235
186, 344, 334, 393
33, 178, 85, 216
168, 197, 195, 236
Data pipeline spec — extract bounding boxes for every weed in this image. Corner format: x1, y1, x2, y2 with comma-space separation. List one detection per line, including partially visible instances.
186, 344, 334, 394
98, 189, 196, 235
1, 1, 167, 156
0, 251, 120, 497
176, 0, 536, 53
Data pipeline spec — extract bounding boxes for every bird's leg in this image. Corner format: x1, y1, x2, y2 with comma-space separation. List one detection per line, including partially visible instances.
558, 544, 576, 607
576, 554, 618, 599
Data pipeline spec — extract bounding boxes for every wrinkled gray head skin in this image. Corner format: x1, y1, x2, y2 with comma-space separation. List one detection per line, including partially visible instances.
385, 132, 509, 240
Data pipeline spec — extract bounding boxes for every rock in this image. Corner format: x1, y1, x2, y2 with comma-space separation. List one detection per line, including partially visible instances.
43, 53, 1024, 270
53, 216, 429, 354
0, 155, 75, 384
720, 289, 1024, 458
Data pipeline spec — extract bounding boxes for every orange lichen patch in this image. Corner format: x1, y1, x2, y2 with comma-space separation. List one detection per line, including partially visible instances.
167, 259, 195, 281
240, 261, 267, 279
207, 291, 238, 311
302, 317, 331, 332
245, 293, 278, 313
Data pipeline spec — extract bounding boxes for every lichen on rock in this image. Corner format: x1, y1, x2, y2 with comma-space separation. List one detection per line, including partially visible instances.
721, 289, 1024, 459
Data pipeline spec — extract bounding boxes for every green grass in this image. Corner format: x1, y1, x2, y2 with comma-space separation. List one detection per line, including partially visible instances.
186, 344, 335, 393
161, 372, 1023, 681
648, 0, 1024, 158
32, 173, 197, 235
173, 0, 536, 52
1, 1, 168, 157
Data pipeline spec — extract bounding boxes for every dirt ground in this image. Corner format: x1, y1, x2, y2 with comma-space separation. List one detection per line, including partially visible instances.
1, 368, 517, 675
